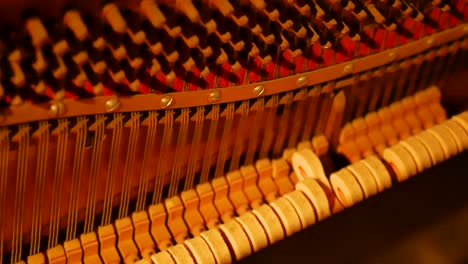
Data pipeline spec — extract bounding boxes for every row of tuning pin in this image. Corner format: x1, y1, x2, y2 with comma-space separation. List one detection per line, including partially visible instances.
0, 0, 462, 106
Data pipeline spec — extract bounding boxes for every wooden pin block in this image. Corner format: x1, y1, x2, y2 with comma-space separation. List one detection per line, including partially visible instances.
414, 131, 446, 165
284, 190, 316, 229
219, 220, 252, 261
165, 196, 190, 244
443, 120, 468, 151
427, 125, 459, 158
251, 204, 285, 245
200, 229, 232, 264
64, 239, 83, 263
115, 217, 140, 263
270, 197, 302, 236
148, 204, 173, 251
97, 225, 121, 263
271, 159, 294, 196
382, 144, 418, 182
295, 178, 331, 221
196, 183, 221, 229
27, 253, 46, 264
151, 251, 175, 264
255, 159, 279, 203
132, 211, 156, 260
291, 148, 329, 188
180, 190, 206, 236
330, 169, 364, 208
166, 244, 194, 264
235, 212, 269, 252
240, 165, 264, 208
361, 155, 392, 192
46, 245, 66, 264
80, 232, 102, 263
184, 236, 216, 264
212, 177, 235, 223
400, 136, 433, 173
226, 171, 250, 216
347, 162, 379, 199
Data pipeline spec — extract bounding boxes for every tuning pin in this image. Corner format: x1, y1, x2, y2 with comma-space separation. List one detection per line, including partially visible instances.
102, 49, 125, 84
72, 69, 88, 88
25, 17, 49, 47
108, 68, 126, 84
156, 54, 176, 82
312, 23, 333, 48
120, 60, 140, 92
231, 9, 249, 27
149, 58, 161, 76
157, 5, 183, 38
193, 26, 214, 57
264, 6, 281, 22
215, 48, 229, 65
211, 11, 233, 43
140, 0, 167, 28
191, 48, 211, 77
63, 9, 89, 41
181, 32, 199, 48
82, 63, 104, 95
174, 0, 201, 23
366, 4, 386, 24
250, 0, 267, 10
255, 13, 277, 44
102, 3, 127, 34
279, 34, 290, 51
8, 50, 26, 88
205, 0, 234, 16
32, 48, 48, 74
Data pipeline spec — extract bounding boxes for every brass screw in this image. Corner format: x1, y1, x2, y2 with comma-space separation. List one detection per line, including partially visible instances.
296, 76, 309, 87
343, 64, 354, 74
208, 90, 221, 102
49, 102, 66, 116
252, 85, 265, 97
426, 37, 435, 46
105, 97, 121, 112
160, 96, 174, 108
